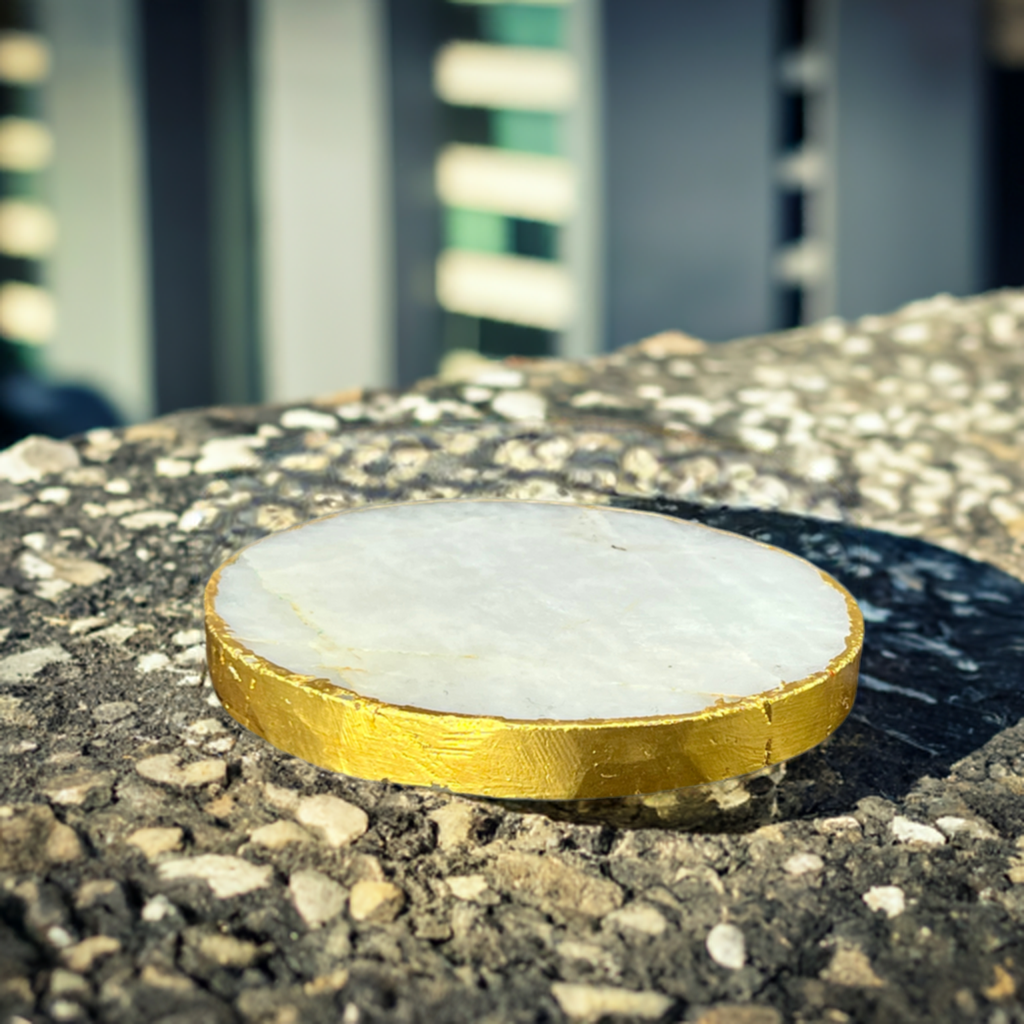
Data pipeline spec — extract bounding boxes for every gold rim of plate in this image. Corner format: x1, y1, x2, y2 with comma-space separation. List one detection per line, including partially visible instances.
204, 501, 864, 801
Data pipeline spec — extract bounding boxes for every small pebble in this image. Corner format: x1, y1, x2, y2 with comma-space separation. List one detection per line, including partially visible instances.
783, 852, 824, 876
551, 983, 672, 1022
61, 935, 121, 973
136, 754, 226, 789
250, 821, 311, 850
863, 885, 905, 918
606, 904, 667, 936
290, 869, 346, 928
349, 879, 404, 923
295, 794, 368, 848
280, 408, 338, 432
706, 922, 746, 970
491, 390, 546, 421
157, 854, 272, 899
891, 816, 946, 846
128, 827, 183, 860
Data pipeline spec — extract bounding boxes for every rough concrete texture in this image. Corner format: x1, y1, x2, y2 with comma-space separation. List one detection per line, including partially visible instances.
2, 290, 1024, 1022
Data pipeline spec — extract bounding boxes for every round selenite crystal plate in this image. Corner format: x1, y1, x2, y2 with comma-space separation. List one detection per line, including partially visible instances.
205, 500, 863, 800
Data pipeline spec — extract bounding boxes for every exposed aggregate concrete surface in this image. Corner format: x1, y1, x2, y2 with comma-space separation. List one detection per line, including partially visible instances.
2, 291, 1024, 1022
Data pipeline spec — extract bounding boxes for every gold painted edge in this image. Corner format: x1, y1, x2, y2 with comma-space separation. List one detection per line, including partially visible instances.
204, 500, 863, 800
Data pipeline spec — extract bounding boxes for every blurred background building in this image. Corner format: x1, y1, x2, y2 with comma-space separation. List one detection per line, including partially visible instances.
0, 0, 1018, 438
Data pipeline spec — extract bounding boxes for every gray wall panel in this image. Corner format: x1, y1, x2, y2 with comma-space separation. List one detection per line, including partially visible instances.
832, 0, 982, 318
603, 0, 775, 346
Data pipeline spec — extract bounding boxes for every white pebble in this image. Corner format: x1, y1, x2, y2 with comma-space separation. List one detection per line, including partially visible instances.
194, 436, 264, 474
706, 922, 746, 969
39, 487, 70, 505
818, 318, 845, 343
989, 312, 1018, 344
157, 855, 271, 899
22, 531, 47, 553
88, 624, 136, 645
0, 645, 71, 684
136, 753, 225, 788
891, 816, 946, 846
249, 821, 310, 849
289, 869, 346, 928
280, 408, 338, 432
852, 411, 887, 435
461, 386, 492, 404
413, 402, 442, 424
738, 426, 778, 453
295, 794, 368, 848
842, 335, 873, 356
141, 895, 174, 922
0, 436, 80, 484
606, 904, 667, 936
121, 510, 178, 531
155, 458, 192, 478
173, 645, 206, 666
784, 852, 824, 876
336, 402, 367, 421
470, 367, 523, 389
137, 652, 171, 674
178, 504, 218, 533
935, 816, 999, 841
67, 616, 108, 635
348, 879, 404, 922
447, 874, 490, 902
863, 885, 905, 918
893, 321, 930, 345
183, 718, 225, 737
491, 390, 546, 422
656, 393, 717, 424
551, 983, 672, 1022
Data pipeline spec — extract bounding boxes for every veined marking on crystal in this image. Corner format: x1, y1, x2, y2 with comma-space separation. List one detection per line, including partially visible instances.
321, 648, 483, 664
228, 500, 849, 720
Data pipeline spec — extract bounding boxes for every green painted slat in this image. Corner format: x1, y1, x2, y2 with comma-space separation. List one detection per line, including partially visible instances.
445, 206, 510, 252
479, 5, 565, 48
491, 109, 560, 154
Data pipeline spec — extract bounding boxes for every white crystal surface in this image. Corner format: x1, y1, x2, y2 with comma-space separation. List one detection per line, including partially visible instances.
213, 501, 852, 721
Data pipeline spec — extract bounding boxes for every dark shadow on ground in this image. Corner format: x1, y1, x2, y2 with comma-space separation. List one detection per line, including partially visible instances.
497, 499, 1024, 831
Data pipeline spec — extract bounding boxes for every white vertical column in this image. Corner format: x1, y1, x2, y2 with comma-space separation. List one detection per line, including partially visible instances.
560, 0, 603, 359
257, 0, 393, 403
40, 0, 151, 423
